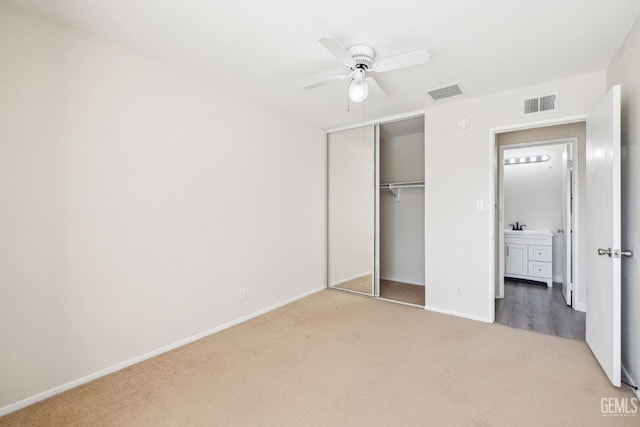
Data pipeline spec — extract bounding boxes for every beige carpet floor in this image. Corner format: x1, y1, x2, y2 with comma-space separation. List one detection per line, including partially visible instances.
379, 279, 425, 306
1, 289, 636, 426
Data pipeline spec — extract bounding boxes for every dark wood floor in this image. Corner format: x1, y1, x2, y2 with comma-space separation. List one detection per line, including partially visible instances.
495, 280, 586, 340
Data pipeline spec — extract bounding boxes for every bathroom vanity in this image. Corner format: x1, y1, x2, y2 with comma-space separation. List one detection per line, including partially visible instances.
504, 230, 553, 287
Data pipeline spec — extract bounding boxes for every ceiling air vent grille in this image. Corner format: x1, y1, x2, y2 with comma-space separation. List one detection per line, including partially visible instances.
427, 84, 464, 101
523, 94, 557, 115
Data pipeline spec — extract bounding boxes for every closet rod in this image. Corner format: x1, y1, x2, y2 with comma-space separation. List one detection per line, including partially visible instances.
380, 181, 424, 201
380, 180, 424, 187
380, 184, 424, 189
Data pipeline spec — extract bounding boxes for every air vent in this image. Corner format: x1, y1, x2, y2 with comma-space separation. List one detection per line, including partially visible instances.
540, 94, 556, 111
426, 83, 464, 101
523, 94, 557, 115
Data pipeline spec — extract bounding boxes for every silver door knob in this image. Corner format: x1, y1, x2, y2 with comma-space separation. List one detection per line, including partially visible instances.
620, 250, 633, 257
597, 248, 612, 257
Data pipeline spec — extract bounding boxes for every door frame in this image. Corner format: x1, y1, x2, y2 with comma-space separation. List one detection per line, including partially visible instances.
488, 114, 587, 322
496, 136, 579, 305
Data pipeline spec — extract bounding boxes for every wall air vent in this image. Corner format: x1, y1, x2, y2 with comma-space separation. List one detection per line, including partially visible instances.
426, 83, 464, 101
523, 94, 557, 115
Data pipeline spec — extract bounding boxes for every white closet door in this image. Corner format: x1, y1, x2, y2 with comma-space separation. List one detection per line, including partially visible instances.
327, 125, 376, 295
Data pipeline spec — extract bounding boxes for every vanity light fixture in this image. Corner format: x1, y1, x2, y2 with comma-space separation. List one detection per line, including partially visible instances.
504, 154, 551, 165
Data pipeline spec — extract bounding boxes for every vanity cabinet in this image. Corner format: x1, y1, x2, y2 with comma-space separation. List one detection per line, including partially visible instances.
504, 230, 553, 287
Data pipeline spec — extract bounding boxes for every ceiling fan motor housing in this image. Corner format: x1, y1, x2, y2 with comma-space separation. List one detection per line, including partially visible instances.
347, 45, 375, 70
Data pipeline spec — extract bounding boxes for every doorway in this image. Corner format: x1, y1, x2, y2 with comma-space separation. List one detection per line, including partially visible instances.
489, 86, 622, 387
494, 124, 586, 340
378, 117, 426, 307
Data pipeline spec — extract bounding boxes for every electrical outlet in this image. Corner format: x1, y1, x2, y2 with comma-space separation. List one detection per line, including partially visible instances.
456, 287, 463, 296
239, 288, 245, 301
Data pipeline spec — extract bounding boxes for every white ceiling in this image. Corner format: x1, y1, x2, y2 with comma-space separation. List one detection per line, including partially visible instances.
8, 0, 640, 130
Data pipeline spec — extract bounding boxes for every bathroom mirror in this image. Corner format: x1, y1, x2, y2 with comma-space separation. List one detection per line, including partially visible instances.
328, 125, 376, 295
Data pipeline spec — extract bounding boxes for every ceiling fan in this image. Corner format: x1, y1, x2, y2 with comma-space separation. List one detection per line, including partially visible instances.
302, 37, 431, 103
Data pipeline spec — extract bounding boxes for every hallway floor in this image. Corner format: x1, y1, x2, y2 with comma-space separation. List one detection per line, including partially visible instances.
495, 280, 586, 340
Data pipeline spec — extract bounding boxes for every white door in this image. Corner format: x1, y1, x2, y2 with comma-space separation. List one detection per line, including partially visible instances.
585, 85, 621, 387
505, 244, 527, 275
561, 145, 572, 305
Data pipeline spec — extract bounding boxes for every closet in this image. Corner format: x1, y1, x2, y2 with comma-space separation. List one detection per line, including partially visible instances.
327, 116, 425, 307
378, 117, 425, 305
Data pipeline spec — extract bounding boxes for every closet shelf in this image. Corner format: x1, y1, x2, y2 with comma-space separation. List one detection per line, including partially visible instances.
379, 180, 425, 201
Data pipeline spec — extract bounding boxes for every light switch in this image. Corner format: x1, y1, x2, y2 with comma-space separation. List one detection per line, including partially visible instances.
476, 200, 484, 211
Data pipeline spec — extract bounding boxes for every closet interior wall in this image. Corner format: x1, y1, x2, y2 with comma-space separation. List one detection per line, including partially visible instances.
379, 118, 426, 288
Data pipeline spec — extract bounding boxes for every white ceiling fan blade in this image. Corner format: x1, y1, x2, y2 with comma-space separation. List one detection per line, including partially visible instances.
366, 76, 386, 97
318, 36, 356, 67
302, 74, 349, 90
373, 50, 431, 72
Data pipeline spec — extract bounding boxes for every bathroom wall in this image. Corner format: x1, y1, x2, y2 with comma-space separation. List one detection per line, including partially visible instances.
503, 144, 566, 282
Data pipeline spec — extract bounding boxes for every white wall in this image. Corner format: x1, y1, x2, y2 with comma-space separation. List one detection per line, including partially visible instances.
380, 132, 425, 285
503, 144, 565, 281
424, 72, 606, 321
380, 133, 425, 183
607, 15, 640, 394
328, 126, 374, 285
0, 3, 325, 411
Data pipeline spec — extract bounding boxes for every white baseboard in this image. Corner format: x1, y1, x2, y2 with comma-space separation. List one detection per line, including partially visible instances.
330, 272, 371, 287
553, 274, 563, 283
622, 364, 640, 399
424, 305, 491, 323
380, 276, 425, 286
0, 286, 326, 417
575, 301, 587, 312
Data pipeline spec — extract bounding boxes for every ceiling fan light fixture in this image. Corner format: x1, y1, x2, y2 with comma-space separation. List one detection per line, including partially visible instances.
348, 69, 369, 103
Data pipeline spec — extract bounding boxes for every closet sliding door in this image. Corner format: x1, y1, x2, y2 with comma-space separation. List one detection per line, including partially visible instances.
328, 125, 376, 296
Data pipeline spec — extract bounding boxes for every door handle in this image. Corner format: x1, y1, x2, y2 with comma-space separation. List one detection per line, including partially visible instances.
597, 248, 612, 257
613, 249, 633, 258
